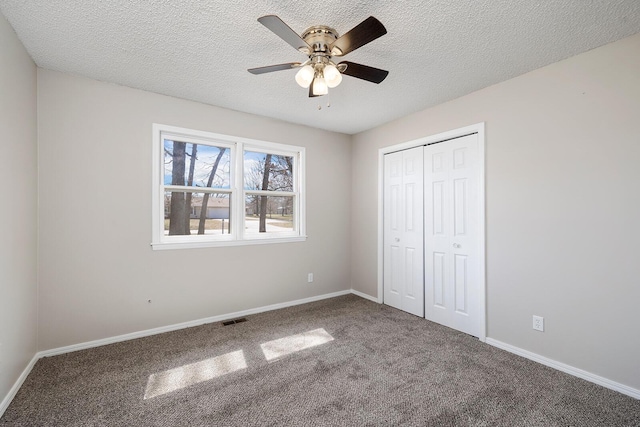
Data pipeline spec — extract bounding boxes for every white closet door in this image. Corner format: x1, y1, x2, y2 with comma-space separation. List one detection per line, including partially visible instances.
383, 147, 424, 317
424, 134, 481, 336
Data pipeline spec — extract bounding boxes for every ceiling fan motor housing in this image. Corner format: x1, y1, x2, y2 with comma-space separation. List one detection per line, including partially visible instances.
301, 25, 339, 55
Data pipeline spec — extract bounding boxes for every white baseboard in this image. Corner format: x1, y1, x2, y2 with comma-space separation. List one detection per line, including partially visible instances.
351, 289, 379, 303
0, 354, 39, 418
486, 338, 640, 400
38, 289, 351, 358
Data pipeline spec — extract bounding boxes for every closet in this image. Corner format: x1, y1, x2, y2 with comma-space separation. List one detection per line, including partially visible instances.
383, 133, 482, 337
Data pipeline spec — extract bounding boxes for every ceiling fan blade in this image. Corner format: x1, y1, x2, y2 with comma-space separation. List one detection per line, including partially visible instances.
258, 15, 311, 54
248, 62, 302, 75
338, 61, 389, 84
330, 16, 387, 56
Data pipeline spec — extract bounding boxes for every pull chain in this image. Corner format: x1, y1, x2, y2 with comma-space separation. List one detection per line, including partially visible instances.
316, 93, 331, 110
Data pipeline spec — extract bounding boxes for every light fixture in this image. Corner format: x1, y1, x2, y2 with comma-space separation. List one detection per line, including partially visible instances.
249, 16, 389, 103
295, 65, 314, 88
303, 62, 341, 96
323, 64, 342, 88
311, 72, 328, 96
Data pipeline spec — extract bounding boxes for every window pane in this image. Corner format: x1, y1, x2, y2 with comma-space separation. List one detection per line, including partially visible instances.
244, 195, 294, 235
164, 140, 230, 189
164, 192, 231, 236
244, 151, 293, 191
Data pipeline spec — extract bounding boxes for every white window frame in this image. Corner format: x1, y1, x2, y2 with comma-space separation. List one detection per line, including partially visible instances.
152, 124, 306, 250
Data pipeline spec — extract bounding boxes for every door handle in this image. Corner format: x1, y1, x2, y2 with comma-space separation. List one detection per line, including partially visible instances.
395, 238, 400, 242
453, 243, 461, 248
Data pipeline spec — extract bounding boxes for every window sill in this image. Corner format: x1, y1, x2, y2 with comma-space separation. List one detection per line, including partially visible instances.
151, 235, 307, 250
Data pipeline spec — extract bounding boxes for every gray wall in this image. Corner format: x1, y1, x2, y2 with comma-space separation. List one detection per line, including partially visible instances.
0, 13, 38, 406
37, 69, 352, 351
351, 33, 640, 390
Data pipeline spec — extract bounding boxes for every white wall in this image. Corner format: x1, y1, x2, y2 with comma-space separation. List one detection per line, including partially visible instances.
0, 12, 38, 408
351, 33, 640, 391
37, 70, 351, 351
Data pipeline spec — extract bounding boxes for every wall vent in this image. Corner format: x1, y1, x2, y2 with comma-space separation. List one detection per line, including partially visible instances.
222, 318, 247, 326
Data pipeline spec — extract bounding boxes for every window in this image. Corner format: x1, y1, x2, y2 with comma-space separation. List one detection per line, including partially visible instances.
152, 124, 305, 249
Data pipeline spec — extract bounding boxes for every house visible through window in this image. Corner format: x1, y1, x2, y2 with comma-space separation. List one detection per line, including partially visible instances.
152, 124, 305, 249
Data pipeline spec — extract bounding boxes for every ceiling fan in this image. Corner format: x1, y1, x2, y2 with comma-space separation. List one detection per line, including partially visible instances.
248, 15, 389, 98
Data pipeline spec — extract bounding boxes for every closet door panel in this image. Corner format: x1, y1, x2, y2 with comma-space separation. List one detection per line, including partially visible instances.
383, 147, 424, 317
424, 134, 481, 337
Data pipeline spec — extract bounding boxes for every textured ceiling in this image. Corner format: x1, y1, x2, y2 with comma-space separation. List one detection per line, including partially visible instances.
1, 1, 640, 134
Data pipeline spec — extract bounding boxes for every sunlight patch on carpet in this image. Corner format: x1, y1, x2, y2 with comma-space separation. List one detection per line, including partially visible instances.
260, 328, 334, 361
144, 350, 247, 399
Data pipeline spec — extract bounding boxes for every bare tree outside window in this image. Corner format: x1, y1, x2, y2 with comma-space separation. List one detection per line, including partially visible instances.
184, 144, 198, 233
197, 148, 227, 235
164, 140, 230, 236
168, 141, 187, 235
244, 151, 295, 235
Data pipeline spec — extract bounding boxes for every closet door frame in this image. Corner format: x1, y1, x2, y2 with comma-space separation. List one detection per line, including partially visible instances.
377, 122, 486, 342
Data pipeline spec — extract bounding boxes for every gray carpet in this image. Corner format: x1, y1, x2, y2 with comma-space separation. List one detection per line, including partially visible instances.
2, 295, 639, 426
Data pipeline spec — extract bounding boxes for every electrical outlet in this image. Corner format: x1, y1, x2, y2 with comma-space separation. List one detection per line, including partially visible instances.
533, 315, 544, 332
307, 273, 314, 283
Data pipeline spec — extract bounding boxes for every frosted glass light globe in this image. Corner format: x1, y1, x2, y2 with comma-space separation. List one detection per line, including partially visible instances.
324, 64, 342, 88
312, 76, 328, 95
295, 65, 314, 88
